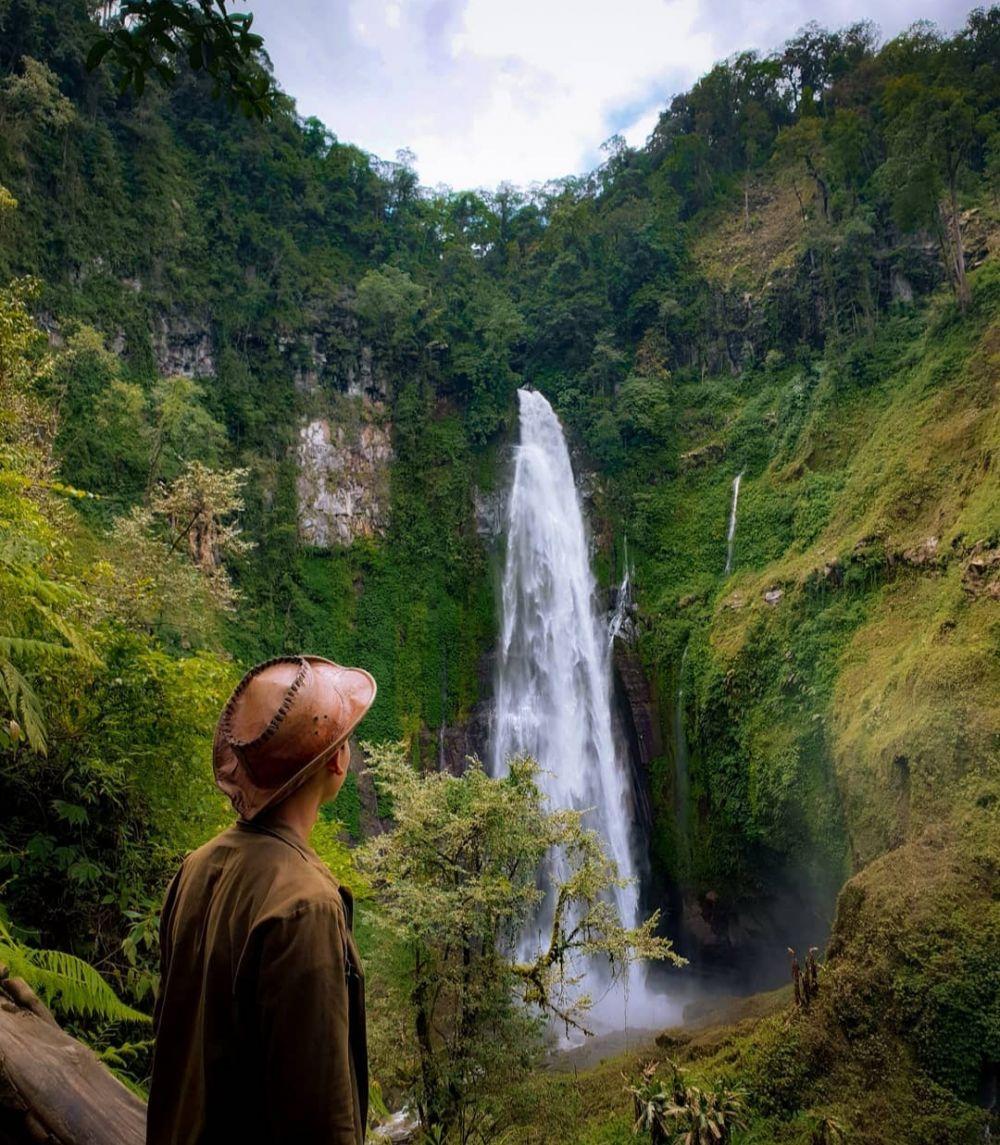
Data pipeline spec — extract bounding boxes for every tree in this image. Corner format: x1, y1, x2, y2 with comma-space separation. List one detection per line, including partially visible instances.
782, 22, 842, 111
354, 264, 430, 364
145, 374, 225, 490
986, 127, 1000, 206
48, 328, 147, 495
739, 99, 773, 229
87, 0, 277, 119
616, 374, 673, 447
361, 748, 679, 1141
775, 118, 831, 221
463, 290, 525, 443
882, 77, 979, 308
0, 55, 75, 134
151, 460, 250, 572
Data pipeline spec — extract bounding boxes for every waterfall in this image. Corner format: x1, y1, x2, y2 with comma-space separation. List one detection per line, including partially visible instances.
724, 471, 744, 575
492, 389, 670, 1030
608, 544, 634, 646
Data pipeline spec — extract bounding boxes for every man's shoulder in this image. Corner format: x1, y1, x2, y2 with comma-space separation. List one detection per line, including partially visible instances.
179, 823, 345, 917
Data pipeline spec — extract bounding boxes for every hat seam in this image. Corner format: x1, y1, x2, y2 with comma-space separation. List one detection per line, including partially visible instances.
220, 656, 309, 751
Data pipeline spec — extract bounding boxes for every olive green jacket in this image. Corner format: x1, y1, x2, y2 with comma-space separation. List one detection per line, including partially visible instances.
146, 820, 367, 1145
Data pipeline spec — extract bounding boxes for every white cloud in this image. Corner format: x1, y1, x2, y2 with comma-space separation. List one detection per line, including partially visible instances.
247, 0, 974, 190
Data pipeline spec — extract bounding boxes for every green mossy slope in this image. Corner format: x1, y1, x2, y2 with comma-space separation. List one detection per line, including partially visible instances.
507, 803, 998, 1143
621, 251, 999, 934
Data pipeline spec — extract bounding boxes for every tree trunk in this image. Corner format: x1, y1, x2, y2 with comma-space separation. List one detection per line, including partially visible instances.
412, 948, 439, 1133
948, 180, 970, 310
790, 179, 808, 221
804, 156, 829, 222
0, 976, 145, 1145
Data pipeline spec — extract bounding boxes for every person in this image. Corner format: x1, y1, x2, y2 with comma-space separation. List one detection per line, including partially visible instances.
146, 655, 377, 1145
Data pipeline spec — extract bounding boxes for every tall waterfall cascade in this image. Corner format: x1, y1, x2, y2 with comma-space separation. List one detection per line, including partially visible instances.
724, 471, 744, 575
491, 388, 674, 1030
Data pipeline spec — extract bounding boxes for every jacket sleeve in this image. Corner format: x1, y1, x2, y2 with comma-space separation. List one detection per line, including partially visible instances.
253, 899, 359, 1144
153, 867, 182, 1033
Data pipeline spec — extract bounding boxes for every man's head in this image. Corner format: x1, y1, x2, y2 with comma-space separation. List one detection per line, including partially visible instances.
212, 656, 376, 821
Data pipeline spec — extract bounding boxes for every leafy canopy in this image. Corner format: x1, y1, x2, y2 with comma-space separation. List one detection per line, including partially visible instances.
87, 0, 278, 119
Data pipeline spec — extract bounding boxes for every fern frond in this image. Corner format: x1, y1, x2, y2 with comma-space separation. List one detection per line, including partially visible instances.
0, 635, 82, 660
0, 658, 47, 752
98, 1039, 153, 1098
0, 933, 149, 1025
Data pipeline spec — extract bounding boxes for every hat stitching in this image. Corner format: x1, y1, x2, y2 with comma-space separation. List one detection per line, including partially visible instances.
220, 656, 308, 751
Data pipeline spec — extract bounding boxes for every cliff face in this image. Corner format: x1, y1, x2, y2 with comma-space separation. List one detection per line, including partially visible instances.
145, 297, 400, 551
297, 407, 393, 547
152, 314, 215, 378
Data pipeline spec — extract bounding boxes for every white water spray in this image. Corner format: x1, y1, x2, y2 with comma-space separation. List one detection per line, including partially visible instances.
492, 389, 674, 1031
724, 471, 744, 575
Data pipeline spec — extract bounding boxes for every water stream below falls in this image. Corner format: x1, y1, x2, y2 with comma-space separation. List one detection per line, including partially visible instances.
491, 388, 677, 1033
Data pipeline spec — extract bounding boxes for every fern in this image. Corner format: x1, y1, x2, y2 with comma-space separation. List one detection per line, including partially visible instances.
0, 545, 98, 754
0, 657, 48, 752
0, 919, 149, 1025
98, 1039, 154, 1097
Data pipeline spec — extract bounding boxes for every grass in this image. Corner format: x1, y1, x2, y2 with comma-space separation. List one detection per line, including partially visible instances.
690, 171, 816, 293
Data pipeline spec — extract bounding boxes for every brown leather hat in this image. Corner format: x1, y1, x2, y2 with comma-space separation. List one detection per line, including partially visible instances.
213, 655, 377, 820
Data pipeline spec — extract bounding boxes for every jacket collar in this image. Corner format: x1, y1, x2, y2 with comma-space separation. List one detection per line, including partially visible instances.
234, 819, 355, 929
236, 817, 313, 860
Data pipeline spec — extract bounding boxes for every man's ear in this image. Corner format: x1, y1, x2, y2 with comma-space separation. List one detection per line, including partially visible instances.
327, 741, 350, 776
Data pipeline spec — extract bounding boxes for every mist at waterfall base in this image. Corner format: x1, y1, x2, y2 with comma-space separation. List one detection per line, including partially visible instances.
490, 388, 681, 1037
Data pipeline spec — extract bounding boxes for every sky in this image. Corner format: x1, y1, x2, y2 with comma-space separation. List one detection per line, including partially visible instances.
247, 0, 976, 192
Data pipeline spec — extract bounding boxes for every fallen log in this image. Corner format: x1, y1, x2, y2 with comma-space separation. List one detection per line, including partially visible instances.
0, 973, 145, 1145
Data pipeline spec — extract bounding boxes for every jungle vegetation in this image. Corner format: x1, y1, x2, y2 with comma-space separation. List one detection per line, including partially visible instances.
0, 1, 997, 1141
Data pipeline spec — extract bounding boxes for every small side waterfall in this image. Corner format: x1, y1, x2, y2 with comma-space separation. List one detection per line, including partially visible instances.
724, 471, 744, 575
608, 545, 634, 646
492, 389, 669, 1028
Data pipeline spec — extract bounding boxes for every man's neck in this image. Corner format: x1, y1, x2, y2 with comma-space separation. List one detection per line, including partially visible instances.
257, 783, 322, 845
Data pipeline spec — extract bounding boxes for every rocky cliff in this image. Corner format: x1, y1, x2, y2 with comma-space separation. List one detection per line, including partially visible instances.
297, 403, 393, 547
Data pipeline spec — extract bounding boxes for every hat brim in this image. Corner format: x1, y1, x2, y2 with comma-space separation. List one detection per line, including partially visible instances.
215, 657, 377, 822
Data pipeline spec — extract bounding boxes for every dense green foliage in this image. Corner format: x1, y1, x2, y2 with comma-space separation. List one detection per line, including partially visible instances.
360, 746, 677, 1140
0, 0, 997, 1137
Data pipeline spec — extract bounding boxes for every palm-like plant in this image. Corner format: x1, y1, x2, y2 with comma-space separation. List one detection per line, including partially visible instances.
627, 1060, 682, 1142
658, 1083, 747, 1144
627, 1062, 746, 1144
0, 541, 92, 754
809, 1114, 847, 1144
